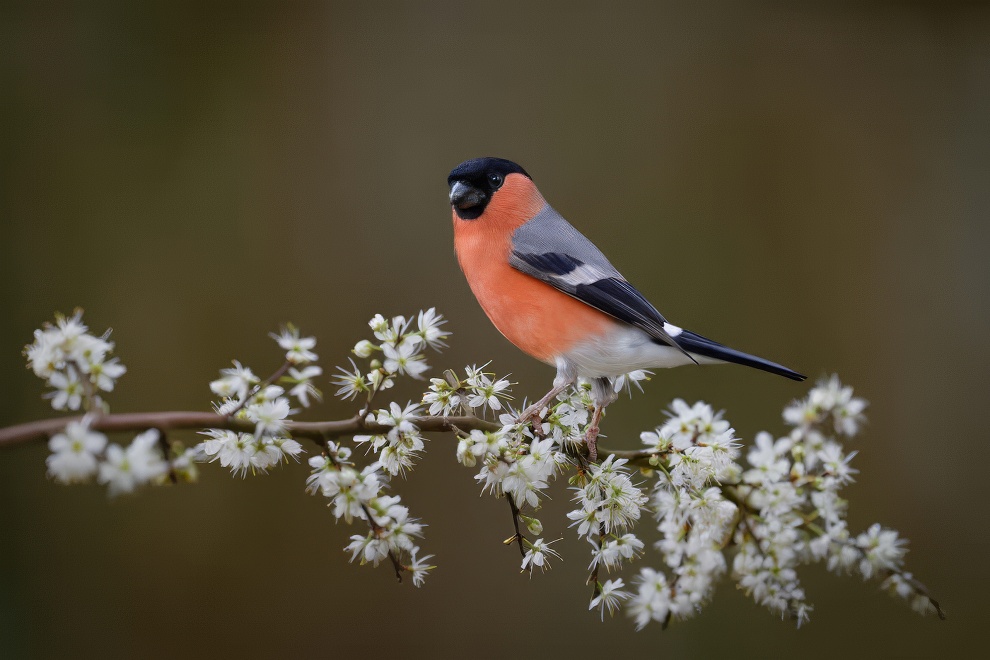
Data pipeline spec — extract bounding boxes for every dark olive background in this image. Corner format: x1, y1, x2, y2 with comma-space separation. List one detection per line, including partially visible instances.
1, 2, 987, 658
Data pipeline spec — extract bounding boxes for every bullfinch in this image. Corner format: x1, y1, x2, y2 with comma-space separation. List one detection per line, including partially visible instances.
448, 157, 805, 460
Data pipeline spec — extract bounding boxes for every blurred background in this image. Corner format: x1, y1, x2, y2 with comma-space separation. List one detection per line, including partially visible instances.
1, 1, 987, 657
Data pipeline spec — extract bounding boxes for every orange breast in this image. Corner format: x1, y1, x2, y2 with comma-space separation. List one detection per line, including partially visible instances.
452, 174, 614, 363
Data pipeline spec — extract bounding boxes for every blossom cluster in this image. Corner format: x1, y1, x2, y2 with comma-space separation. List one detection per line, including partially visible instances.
435, 367, 586, 574
24, 310, 126, 412
197, 325, 316, 475
332, 309, 448, 403
25, 309, 441, 586
307, 442, 432, 586
310, 310, 453, 585
423, 363, 513, 417
44, 416, 196, 494
567, 455, 648, 575
17, 309, 941, 616
354, 402, 427, 477
331, 312, 449, 477
200, 311, 443, 585
621, 377, 941, 628
442, 372, 653, 577
25, 311, 198, 494
435, 366, 939, 626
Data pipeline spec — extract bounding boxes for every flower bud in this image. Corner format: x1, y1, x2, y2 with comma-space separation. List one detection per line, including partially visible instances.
353, 340, 375, 358
525, 516, 543, 536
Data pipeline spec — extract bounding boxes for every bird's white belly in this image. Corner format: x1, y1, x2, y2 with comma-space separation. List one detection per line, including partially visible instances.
560, 324, 720, 379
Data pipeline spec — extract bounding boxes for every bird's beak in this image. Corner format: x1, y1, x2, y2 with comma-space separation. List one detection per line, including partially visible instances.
449, 181, 486, 210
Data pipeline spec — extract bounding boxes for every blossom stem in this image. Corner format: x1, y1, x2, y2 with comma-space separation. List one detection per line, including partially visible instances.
587, 523, 607, 596
360, 501, 405, 583
504, 495, 527, 558
68, 359, 99, 412
156, 428, 178, 484
224, 360, 293, 418
319, 438, 406, 583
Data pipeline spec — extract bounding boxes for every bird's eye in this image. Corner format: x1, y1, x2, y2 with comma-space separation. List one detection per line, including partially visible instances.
488, 173, 504, 188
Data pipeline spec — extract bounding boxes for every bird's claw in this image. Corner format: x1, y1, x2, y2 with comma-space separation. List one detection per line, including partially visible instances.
516, 403, 544, 426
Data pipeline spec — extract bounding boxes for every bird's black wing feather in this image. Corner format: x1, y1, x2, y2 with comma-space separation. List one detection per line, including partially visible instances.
513, 252, 661, 328
510, 251, 694, 361
508, 205, 694, 360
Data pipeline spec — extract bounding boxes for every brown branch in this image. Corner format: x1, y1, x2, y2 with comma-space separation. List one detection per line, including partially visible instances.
0, 411, 501, 449
0, 410, 650, 469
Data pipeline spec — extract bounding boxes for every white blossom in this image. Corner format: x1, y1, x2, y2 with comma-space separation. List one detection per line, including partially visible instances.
25, 311, 127, 407
423, 378, 461, 416
210, 360, 258, 401
246, 397, 294, 437
21, 310, 937, 628
857, 524, 907, 579
270, 325, 318, 365
521, 538, 562, 574
414, 308, 449, 350
97, 429, 169, 496
463, 365, 512, 413
817, 442, 859, 488
407, 551, 435, 587
367, 368, 394, 393
376, 401, 421, 435
197, 429, 255, 477
369, 314, 409, 346
382, 341, 429, 378
627, 568, 672, 630
46, 417, 108, 483
45, 370, 85, 411
570, 456, 648, 539
332, 359, 369, 401
784, 375, 867, 437
590, 578, 630, 620
613, 370, 651, 397
286, 365, 323, 407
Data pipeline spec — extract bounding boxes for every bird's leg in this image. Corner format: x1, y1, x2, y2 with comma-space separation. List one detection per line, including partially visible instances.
585, 377, 618, 463
585, 404, 605, 462
518, 360, 576, 423
518, 381, 571, 422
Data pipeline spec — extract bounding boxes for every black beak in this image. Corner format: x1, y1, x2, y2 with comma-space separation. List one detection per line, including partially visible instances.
449, 181, 486, 210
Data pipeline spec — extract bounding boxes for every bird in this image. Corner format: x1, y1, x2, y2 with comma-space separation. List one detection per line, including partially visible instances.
447, 156, 805, 460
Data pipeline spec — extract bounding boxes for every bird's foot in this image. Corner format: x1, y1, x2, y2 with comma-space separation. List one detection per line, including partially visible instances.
517, 385, 567, 425
516, 401, 545, 425
583, 404, 605, 463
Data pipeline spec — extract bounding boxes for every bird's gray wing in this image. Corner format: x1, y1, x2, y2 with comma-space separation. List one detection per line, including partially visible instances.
509, 205, 694, 361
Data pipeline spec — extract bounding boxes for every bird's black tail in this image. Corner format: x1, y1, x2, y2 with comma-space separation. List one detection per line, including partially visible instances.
674, 330, 806, 381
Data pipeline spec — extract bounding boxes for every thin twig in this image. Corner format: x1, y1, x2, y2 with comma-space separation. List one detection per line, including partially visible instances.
319, 437, 405, 582
224, 360, 292, 418
504, 495, 527, 558
588, 522, 607, 596
156, 428, 178, 484
359, 502, 405, 583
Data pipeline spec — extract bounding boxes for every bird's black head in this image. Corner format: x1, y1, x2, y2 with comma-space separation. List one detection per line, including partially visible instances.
447, 157, 531, 220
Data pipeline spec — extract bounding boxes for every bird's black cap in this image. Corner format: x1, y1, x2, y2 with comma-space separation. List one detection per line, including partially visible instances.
447, 157, 530, 187
447, 157, 531, 220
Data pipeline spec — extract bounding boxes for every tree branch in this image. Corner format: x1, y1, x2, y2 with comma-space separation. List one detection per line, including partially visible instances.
0, 411, 499, 449
0, 411, 655, 468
